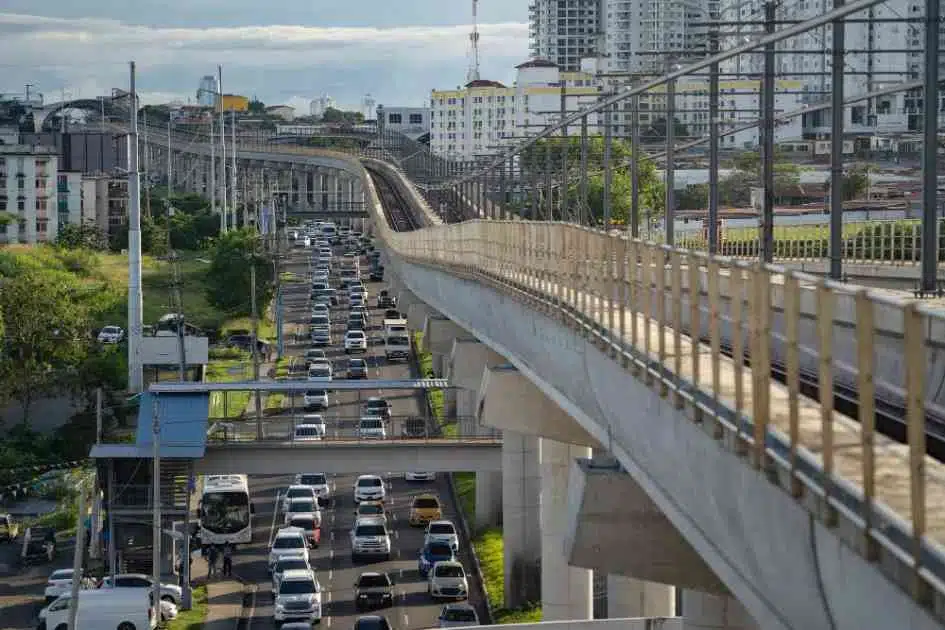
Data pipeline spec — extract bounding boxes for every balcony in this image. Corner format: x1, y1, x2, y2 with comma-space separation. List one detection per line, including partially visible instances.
57, 183, 69, 193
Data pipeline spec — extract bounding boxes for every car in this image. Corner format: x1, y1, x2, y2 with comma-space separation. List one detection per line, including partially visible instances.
284, 497, 320, 526
345, 330, 369, 353
405, 472, 436, 482
369, 267, 385, 281
310, 304, 330, 317
402, 418, 429, 439
347, 320, 365, 333
268, 528, 310, 571
41, 592, 178, 623
294, 423, 325, 442
98, 573, 183, 604
44, 569, 94, 603
303, 390, 329, 410
354, 615, 393, 630
418, 541, 457, 578
312, 270, 329, 283
424, 520, 459, 551
304, 348, 327, 364
311, 329, 332, 347
282, 485, 319, 512
409, 494, 443, 526
428, 561, 468, 600
350, 294, 366, 308
383, 309, 401, 320
350, 517, 391, 561
364, 397, 391, 420
438, 603, 480, 627
285, 512, 321, 548
354, 474, 386, 503
348, 358, 368, 379
354, 572, 394, 610
271, 555, 311, 593
310, 315, 331, 331
355, 501, 387, 523
97, 325, 125, 344
274, 569, 322, 624
295, 473, 332, 505
357, 417, 387, 439
376, 291, 396, 309
308, 364, 332, 381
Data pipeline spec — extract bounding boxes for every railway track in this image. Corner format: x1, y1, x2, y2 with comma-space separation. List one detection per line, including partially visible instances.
366, 166, 945, 461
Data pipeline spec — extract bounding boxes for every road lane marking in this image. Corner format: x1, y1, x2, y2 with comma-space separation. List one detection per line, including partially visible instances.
403, 613, 409, 626
269, 490, 283, 547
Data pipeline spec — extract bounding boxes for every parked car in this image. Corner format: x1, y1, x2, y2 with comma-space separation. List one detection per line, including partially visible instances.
97, 326, 125, 344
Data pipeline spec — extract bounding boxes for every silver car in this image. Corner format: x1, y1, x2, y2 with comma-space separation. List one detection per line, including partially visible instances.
438, 603, 480, 627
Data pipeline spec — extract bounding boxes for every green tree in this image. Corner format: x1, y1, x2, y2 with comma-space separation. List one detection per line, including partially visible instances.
56, 223, 109, 250
0, 211, 14, 228
677, 183, 709, 210
642, 117, 690, 140
248, 98, 266, 114
321, 107, 365, 124
205, 229, 274, 316
0, 270, 92, 424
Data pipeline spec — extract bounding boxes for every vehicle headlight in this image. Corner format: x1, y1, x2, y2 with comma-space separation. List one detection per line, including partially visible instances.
275, 603, 285, 611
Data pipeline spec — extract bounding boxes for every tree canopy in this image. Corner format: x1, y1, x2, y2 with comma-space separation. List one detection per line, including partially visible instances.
204, 228, 274, 316
321, 107, 365, 124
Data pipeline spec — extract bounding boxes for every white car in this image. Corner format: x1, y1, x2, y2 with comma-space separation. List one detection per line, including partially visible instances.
358, 417, 387, 440
97, 326, 124, 344
350, 517, 392, 561
405, 472, 436, 482
345, 330, 368, 353
44, 569, 94, 603
354, 474, 386, 503
424, 520, 460, 551
311, 304, 330, 317
303, 389, 329, 410
312, 270, 329, 283
40, 593, 178, 622
98, 574, 182, 605
269, 528, 310, 571
271, 555, 311, 593
274, 569, 322, 624
296, 414, 326, 437
282, 485, 319, 512
284, 497, 320, 526
307, 364, 332, 382
295, 472, 332, 505
428, 561, 468, 600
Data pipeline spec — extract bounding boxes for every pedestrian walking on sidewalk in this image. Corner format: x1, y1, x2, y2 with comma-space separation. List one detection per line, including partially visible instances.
222, 542, 233, 577
207, 545, 219, 579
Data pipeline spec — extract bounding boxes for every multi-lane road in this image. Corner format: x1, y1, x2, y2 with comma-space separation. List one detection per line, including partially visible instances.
234, 239, 486, 630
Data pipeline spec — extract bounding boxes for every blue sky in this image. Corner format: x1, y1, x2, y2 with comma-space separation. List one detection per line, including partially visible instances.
0, 1, 530, 112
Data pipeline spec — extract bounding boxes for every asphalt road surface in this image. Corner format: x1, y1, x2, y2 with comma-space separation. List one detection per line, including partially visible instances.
234, 239, 486, 630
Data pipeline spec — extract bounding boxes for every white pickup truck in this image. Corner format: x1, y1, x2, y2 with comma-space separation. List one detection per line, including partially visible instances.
383, 319, 410, 361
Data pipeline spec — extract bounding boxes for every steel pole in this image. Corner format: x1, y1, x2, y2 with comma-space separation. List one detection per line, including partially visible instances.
66, 488, 87, 630
218, 65, 227, 232
665, 79, 676, 246
251, 262, 262, 437
603, 101, 613, 231
579, 115, 589, 225
921, 0, 941, 292
127, 61, 144, 393
151, 396, 162, 625
829, 0, 846, 278
708, 30, 721, 254
631, 95, 640, 238
760, 1, 777, 262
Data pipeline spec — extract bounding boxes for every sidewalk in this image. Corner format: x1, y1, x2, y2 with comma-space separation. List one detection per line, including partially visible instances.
190, 555, 246, 630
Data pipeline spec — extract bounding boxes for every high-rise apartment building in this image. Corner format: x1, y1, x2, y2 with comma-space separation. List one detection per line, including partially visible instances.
529, 0, 714, 74
310, 96, 336, 118
197, 75, 218, 107
0, 143, 61, 244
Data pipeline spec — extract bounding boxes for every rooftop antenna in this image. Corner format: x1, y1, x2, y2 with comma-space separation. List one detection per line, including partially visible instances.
467, 0, 481, 83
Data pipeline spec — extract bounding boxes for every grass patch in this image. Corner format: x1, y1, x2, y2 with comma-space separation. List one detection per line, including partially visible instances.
221, 315, 276, 342
205, 359, 252, 419
265, 393, 287, 412
453, 472, 476, 527
494, 607, 543, 624
413, 332, 449, 433
163, 584, 208, 629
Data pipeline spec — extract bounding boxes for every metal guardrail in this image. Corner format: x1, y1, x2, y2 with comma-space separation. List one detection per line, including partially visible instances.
372, 213, 945, 613
206, 415, 499, 443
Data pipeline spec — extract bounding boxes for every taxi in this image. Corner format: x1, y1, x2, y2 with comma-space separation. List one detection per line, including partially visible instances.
408, 494, 442, 527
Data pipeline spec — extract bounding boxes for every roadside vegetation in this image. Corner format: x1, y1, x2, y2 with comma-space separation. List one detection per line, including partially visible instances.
162, 584, 208, 630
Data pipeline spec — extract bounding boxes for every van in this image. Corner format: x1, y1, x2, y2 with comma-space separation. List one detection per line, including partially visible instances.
43, 587, 156, 630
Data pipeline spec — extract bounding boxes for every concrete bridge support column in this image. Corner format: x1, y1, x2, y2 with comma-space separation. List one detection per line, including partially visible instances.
474, 471, 502, 531
319, 172, 328, 211
606, 576, 675, 618
541, 438, 593, 621
502, 430, 541, 609
682, 591, 758, 630
421, 315, 466, 377
299, 171, 310, 209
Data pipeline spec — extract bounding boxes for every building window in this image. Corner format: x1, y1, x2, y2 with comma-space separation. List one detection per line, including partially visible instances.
17, 198, 25, 211
409, 113, 423, 125
36, 197, 48, 211
36, 178, 48, 190
388, 113, 402, 124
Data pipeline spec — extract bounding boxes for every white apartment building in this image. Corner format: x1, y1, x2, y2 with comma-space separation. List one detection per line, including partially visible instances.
81, 175, 128, 237
197, 75, 218, 107
429, 59, 603, 160
310, 96, 336, 118
376, 106, 431, 140
718, 0, 945, 136
529, 0, 602, 71
57, 171, 84, 228
0, 144, 61, 244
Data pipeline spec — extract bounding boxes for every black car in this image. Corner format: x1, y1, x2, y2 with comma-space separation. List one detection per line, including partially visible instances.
354, 616, 392, 630
383, 309, 402, 320
370, 268, 384, 282
377, 291, 395, 309
348, 358, 368, 379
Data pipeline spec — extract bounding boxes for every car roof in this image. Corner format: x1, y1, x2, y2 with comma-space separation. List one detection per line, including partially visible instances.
275, 527, 305, 537
287, 484, 314, 490
274, 554, 308, 563
443, 603, 476, 611
357, 474, 382, 480
355, 516, 386, 526
413, 494, 440, 503
428, 520, 454, 527
433, 560, 463, 568
288, 512, 317, 520
358, 571, 385, 578
281, 569, 315, 580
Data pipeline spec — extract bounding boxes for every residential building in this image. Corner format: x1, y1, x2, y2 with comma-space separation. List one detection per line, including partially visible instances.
81, 175, 128, 237
57, 171, 83, 228
376, 106, 431, 140
0, 143, 60, 244
197, 75, 218, 107
265, 105, 296, 121
429, 59, 602, 160
170, 105, 212, 124
310, 96, 336, 118
529, 0, 602, 72
216, 94, 249, 113
718, 0, 945, 137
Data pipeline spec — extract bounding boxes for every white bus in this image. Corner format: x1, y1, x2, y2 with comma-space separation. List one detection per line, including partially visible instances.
198, 474, 253, 545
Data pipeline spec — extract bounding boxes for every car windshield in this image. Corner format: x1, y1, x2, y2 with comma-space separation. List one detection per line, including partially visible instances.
305, 391, 325, 398
273, 536, 304, 549
296, 427, 322, 437
359, 504, 383, 515
280, 579, 318, 595
358, 574, 391, 588
350, 360, 366, 368
429, 523, 455, 534
444, 609, 477, 622
358, 478, 382, 488
355, 618, 389, 630
103, 327, 120, 333
50, 570, 74, 580
289, 517, 314, 529
299, 474, 326, 485
435, 565, 465, 578
347, 332, 365, 339
356, 524, 386, 536
289, 499, 315, 512
287, 488, 311, 499
367, 400, 387, 410
427, 543, 453, 557
386, 336, 409, 345
309, 367, 330, 377
360, 419, 383, 429
414, 498, 439, 509
277, 559, 309, 572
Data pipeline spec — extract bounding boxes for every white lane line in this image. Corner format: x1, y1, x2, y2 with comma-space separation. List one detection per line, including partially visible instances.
326, 616, 332, 627
403, 613, 409, 626
329, 568, 333, 580
330, 530, 336, 543
268, 490, 283, 547
393, 529, 399, 540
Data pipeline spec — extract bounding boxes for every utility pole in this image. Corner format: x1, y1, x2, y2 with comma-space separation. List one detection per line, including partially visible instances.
66, 486, 87, 630
143, 109, 150, 219
218, 65, 228, 232
167, 120, 173, 204
760, 1, 777, 263
921, 0, 940, 292
211, 117, 218, 231
250, 261, 262, 439
151, 396, 162, 625
172, 255, 187, 381
127, 61, 144, 393
231, 110, 238, 228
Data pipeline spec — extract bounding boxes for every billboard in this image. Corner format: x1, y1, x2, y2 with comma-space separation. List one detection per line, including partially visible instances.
140, 336, 210, 366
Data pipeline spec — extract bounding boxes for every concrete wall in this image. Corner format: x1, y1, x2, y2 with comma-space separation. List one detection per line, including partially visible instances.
389, 258, 942, 630
472, 618, 683, 630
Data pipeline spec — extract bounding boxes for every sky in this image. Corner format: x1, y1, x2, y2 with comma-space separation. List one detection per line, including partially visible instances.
0, 1, 530, 113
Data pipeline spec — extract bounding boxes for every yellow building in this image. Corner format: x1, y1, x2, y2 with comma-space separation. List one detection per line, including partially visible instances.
216, 94, 249, 113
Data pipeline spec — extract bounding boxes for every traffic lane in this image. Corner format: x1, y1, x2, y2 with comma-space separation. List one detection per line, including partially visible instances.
0, 532, 79, 630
